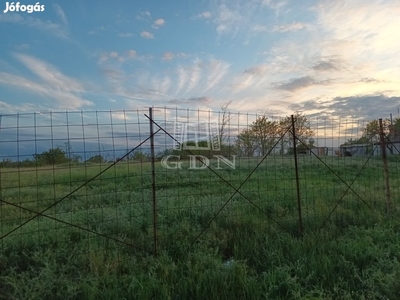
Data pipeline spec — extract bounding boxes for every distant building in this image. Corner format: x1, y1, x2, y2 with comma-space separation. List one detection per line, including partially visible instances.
374, 124, 400, 156
339, 144, 373, 156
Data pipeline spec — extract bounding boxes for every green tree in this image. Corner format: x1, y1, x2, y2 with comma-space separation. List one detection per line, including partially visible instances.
219, 101, 233, 145
62, 142, 81, 163
251, 116, 279, 156
130, 151, 149, 162
236, 128, 258, 157
361, 119, 389, 143
342, 136, 370, 146
279, 112, 314, 148
86, 155, 105, 164
388, 117, 400, 141
33, 147, 69, 165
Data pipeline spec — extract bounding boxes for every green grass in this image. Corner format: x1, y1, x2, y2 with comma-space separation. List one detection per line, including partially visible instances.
1, 155, 400, 299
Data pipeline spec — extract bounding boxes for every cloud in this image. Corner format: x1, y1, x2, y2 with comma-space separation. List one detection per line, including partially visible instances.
0, 54, 92, 110
251, 25, 268, 32
140, 31, 154, 39
271, 22, 310, 32
127, 50, 137, 58
215, 3, 240, 35
0, 100, 45, 114
152, 18, 165, 29
244, 65, 268, 76
274, 76, 331, 92
53, 4, 67, 25
252, 22, 309, 33
168, 96, 211, 105
0, 13, 69, 39
210, 0, 289, 37
98, 50, 138, 64
291, 94, 400, 119
136, 11, 151, 21
197, 11, 212, 19
162, 52, 174, 61
261, 0, 287, 14
109, 52, 118, 58
359, 78, 381, 83
312, 59, 340, 72
118, 32, 134, 38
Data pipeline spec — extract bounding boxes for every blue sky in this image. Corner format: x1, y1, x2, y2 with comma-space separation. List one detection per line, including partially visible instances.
1, 0, 400, 119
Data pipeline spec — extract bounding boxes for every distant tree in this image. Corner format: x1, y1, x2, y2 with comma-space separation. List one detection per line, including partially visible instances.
219, 101, 234, 145
236, 128, 258, 157
342, 136, 370, 146
235, 114, 313, 157
130, 151, 149, 162
279, 112, 314, 148
388, 117, 400, 140
360, 119, 390, 143
86, 155, 106, 164
251, 116, 279, 156
156, 148, 174, 160
33, 147, 69, 165
62, 142, 81, 163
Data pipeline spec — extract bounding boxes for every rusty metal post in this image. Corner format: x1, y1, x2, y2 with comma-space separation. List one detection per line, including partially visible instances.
379, 118, 392, 213
291, 115, 303, 236
149, 107, 158, 255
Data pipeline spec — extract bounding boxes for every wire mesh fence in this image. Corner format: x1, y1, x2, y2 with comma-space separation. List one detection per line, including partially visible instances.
0, 108, 399, 259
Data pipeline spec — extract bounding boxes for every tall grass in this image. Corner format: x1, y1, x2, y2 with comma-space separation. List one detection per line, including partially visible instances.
0, 156, 399, 299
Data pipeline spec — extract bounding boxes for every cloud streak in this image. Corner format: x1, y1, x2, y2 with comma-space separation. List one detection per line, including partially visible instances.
0, 13, 69, 39
0, 54, 92, 110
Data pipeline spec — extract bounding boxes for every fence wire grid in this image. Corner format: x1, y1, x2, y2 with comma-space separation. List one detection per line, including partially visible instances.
0, 107, 399, 257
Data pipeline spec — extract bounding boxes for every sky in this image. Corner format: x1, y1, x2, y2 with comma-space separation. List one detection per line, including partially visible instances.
1, 0, 400, 120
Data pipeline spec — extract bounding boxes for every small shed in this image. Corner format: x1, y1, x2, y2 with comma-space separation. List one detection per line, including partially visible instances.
374, 142, 400, 156
339, 144, 373, 156
292, 146, 328, 156
373, 124, 400, 156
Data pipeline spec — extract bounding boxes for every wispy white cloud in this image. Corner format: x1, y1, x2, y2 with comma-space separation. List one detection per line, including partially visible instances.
252, 22, 310, 33
118, 32, 134, 38
271, 22, 310, 32
140, 31, 154, 39
168, 96, 211, 105
0, 100, 45, 114
53, 4, 68, 25
162, 52, 174, 61
260, 0, 287, 16
15, 54, 82, 92
0, 13, 69, 39
136, 10, 151, 21
202, 60, 231, 92
195, 11, 212, 19
98, 50, 138, 64
214, 3, 241, 35
273, 76, 331, 92
0, 54, 92, 110
251, 25, 268, 32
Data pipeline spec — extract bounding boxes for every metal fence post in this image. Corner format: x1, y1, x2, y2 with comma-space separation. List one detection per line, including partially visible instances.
291, 115, 303, 236
149, 107, 158, 255
379, 118, 391, 213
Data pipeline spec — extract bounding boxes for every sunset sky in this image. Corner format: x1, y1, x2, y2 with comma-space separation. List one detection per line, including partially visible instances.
1, 0, 400, 119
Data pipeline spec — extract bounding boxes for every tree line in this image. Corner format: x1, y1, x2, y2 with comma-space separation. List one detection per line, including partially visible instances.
342, 117, 400, 145
2, 110, 399, 168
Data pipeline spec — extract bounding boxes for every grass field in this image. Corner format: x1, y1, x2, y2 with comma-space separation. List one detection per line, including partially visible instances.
1, 155, 400, 299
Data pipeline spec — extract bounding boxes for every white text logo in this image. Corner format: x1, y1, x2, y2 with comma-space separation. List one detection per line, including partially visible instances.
3, 2, 45, 13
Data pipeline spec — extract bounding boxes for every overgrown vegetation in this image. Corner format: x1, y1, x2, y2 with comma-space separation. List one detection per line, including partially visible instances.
0, 155, 399, 299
